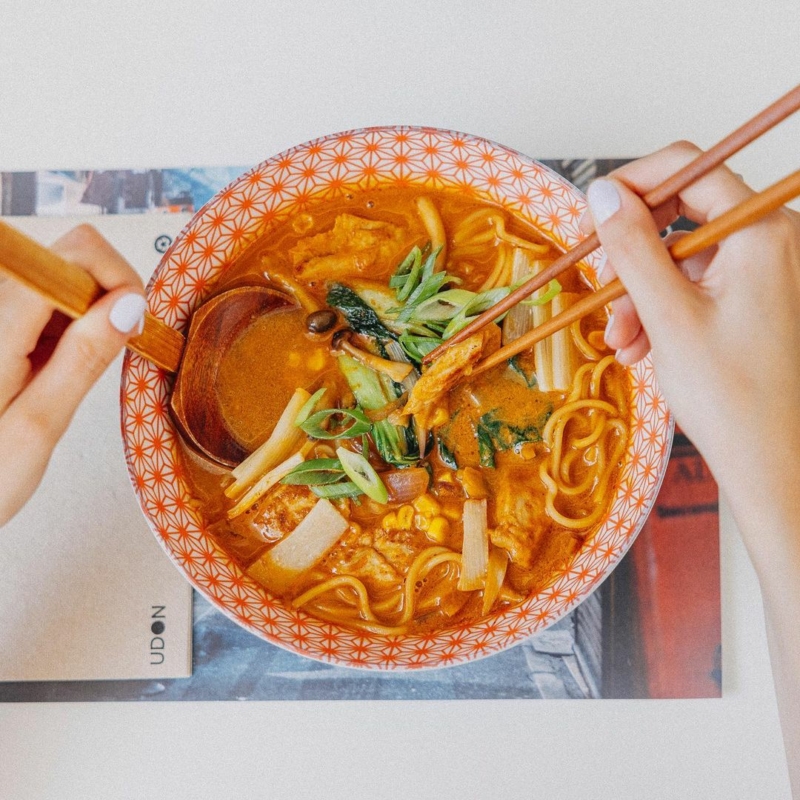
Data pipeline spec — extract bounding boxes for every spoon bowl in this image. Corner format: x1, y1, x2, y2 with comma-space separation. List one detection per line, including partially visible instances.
169, 285, 296, 466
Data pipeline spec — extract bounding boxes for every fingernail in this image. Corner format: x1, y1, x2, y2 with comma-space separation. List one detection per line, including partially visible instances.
587, 179, 621, 225
109, 293, 147, 334
604, 313, 615, 345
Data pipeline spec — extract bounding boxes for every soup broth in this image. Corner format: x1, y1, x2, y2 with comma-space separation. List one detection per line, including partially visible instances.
178, 186, 630, 635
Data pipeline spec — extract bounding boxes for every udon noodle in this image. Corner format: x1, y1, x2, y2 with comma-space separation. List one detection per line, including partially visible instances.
177, 187, 631, 636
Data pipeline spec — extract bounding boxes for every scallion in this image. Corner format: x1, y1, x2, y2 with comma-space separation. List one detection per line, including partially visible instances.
299, 406, 372, 440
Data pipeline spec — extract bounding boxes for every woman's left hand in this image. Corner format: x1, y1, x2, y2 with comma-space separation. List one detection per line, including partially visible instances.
0, 224, 145, 526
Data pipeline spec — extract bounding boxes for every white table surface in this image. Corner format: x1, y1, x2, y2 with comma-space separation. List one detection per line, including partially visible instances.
1, 2, 798, 798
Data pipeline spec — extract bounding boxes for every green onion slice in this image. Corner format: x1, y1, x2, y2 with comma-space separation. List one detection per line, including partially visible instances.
521, 279, 562, 306
336, 447, 389, 503
299, 406, 373, 440
294, 387, 328, 428
281, 458, 346, 486
310, 481, 364, 499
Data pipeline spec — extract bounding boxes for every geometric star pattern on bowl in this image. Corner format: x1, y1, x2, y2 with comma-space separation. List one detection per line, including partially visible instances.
121, 127, 672, 670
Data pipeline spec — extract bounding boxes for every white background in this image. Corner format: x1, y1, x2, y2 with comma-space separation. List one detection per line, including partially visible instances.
1, 1, 798, 798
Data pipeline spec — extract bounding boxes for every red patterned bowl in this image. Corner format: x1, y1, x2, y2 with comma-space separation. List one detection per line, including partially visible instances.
121, 127, 672, 670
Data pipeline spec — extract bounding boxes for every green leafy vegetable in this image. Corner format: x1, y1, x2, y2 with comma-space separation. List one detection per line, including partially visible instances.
474, 407, 553, 467
507, 356, 538, 389
437, 437, 458, 470
337, 355, 418, 467
327, 283, 396, 341
476, 423, 496, 468
299, 406, 372, 440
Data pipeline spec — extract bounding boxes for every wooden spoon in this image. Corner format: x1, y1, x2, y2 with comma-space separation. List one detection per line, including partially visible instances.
0, 219, 295, 466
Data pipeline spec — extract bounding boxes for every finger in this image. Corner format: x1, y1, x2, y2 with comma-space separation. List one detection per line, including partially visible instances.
586, 178, 701, 334
0, 224, 144, 415
50, 224, 143, 290
608, 140, 755, 225
605, 295, 641, 350
581, 198, 676, 239
5, 286, 147, 450
578, 210, 595, 236
663, 230, 715, 283
615, 328, 651, 366
0, 277, 54, 413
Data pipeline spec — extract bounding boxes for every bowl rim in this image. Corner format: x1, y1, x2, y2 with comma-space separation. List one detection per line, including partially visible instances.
120, 125, 673, 671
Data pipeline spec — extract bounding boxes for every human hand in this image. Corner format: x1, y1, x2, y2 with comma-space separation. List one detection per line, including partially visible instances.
584, 142, 800, 573
0, 224, 145, 526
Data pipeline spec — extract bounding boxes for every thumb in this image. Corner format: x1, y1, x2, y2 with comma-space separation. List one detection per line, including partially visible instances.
587, 178, 698, 336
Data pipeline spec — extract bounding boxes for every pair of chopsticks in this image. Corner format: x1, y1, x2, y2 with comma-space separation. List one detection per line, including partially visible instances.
423, 84, 800, 375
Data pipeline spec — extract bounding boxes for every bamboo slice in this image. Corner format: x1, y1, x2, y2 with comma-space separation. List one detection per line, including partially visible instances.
0, 219, 184, 372
469, 169, 800, 379
423, 83, 800, 364
550, 292, 579, 391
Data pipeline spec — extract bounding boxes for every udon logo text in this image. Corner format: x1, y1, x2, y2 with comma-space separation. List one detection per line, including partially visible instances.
149, 605, 167, 665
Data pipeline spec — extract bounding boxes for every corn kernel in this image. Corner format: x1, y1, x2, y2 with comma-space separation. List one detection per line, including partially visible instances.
519, 442, 538, 460
307, 349, 326, 371
396, 505, 414, 530
427, 516, 450, 544
382, 511, 398, 530
413, 494, 441, 518
442, 504, 462, 521
287, 351, 301, 367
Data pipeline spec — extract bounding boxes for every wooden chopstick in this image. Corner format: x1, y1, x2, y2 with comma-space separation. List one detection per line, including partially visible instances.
0, 219, 184, 372
423, 82, 800, 365
469, 168, 800, 380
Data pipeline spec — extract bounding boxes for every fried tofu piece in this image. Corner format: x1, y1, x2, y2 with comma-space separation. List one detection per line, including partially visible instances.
291, 214, 406, 280
489, 471, 545, 569
229, 483, 318, 544
337, 547, 400, 590
403, 327, 501, 428
372, 528, 417, 572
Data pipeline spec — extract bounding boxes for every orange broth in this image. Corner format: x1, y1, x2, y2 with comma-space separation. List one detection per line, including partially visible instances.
177, 186, 630, 635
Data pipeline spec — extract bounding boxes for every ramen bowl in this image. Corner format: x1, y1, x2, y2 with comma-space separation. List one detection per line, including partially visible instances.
121, 127, 672, 670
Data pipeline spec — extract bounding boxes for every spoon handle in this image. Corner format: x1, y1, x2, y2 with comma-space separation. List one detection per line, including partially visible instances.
0, 219, 183, 372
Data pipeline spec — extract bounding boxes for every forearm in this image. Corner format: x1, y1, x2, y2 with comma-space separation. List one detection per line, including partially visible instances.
729, 494, 800, 798
762, 573, 800, 799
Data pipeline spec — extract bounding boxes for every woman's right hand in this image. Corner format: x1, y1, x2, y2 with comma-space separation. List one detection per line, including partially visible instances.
586, 144, 800, 797
584, 142, 800, 577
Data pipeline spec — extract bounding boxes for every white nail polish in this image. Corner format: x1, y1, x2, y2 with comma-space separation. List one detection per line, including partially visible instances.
109, 293, 147, 334
604, 314, 615, 345
587, 180, 621, 225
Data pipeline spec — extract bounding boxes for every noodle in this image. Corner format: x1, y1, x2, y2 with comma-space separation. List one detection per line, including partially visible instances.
571, 320, 604, 361
183, 187, 634, 636
537, 356, 629, 532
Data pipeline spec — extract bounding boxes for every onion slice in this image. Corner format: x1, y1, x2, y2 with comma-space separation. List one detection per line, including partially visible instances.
482, 547, 509, 615
382, 468, 430, 504
457, 498, 489, 592
227, 451, 305, 519
226, 388, 310, 499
